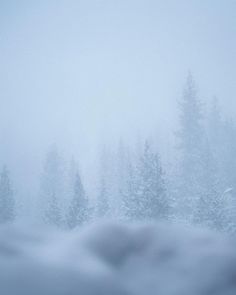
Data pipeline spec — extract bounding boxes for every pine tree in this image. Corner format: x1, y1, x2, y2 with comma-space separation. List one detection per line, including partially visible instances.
136, 141, 168, 220
176, 72, 205, 221
122, 155, 139, 220
96, 147, 110, 218
67, 171, 88, 228
40, 146, 64, 227
198, 97, 227, 230
97, 175, 109, 218
44, 192, 62, 227
221, 120, 236, 191
208, 97, 222, 149
194, 141, 225, 230
115, 140, 130, 218
207, 97, 225, 190
220, 120, 236, 231
0, 166, 15, 223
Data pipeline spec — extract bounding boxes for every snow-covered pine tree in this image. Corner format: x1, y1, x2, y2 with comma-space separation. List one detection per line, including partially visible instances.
206, 97, 224, 186
176, 72, 205, 221
97, 175, 109, 218
134, 141, 168, 220
220, 120, 236, 231
122, 154, 139, 220
96, 147, 110, 218
194, 141, 225, 230
0, 166, 15, 223
114, 140, 130, 218
40, 146, 64, 227
221, 121, 236, 191
197, 97, 228, 231
208, 97, 223, 151
67, 171, 88, 228
44, 192, 62, 227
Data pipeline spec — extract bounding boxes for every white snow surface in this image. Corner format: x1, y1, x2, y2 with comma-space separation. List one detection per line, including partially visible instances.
0, 222, 236, 295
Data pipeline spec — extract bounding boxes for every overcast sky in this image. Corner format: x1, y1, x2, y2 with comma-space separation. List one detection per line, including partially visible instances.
0, 0, 235, 193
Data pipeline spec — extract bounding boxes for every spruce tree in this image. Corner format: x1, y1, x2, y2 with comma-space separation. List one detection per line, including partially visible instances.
44, 192, 62, 227
67, 171, 88, 228
122, 155, 139, 220
136, 141, 168, 220
0, 166, 15, 223
40, 146, 64, 227
97, 175, 109, 218
221, 120, 236, 191
114, 140, 131, 218
220, 120, 236, 231
194, 141, 225, 230
208, 97, 222, 149
176, 72, 205, 221
200, 97, 227, 230
97, 147, 110, 218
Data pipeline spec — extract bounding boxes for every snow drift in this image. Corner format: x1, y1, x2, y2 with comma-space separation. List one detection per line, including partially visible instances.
0, 222, 236, 295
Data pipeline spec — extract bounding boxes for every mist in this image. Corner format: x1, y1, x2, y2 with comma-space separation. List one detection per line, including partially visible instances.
1, 0, 235, 200
0, 1, 236, 294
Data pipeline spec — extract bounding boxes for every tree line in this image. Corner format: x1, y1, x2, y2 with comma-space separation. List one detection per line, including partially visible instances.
1, 72, 236, 232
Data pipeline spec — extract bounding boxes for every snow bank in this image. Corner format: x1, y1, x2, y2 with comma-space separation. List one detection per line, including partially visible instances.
0, 222, 236, 295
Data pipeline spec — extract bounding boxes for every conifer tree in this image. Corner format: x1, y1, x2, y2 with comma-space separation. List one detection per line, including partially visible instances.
44, 192, 62, 227
135, 141, 168, 220
115, 140, 130, 218
97, 175, 110, 218
40, 146, 64, 227
67, 171, 88, 228
194, 141, 225, 230
220, 120, 236, 231
122, 156, 139, 220
0, 166, 15, 223
208, 97, 222, 149
97, 147, 110, 218
176, 72, 205, 221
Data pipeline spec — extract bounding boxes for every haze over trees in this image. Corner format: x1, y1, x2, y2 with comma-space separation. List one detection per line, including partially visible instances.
1, 73, 236, 233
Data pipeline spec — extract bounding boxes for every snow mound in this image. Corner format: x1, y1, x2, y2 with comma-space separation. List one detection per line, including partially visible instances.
0, 222, 236, 295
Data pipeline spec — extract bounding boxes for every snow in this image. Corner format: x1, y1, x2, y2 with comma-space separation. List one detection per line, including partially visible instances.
223, 188, 234, 195
0, 222, 236, 295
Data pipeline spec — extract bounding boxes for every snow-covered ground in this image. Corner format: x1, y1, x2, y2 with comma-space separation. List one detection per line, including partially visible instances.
0, 222, 236, 295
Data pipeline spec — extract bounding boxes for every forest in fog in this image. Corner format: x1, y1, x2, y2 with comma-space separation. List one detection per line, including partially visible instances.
1, 2, 236, 295
1, 72, 236, 233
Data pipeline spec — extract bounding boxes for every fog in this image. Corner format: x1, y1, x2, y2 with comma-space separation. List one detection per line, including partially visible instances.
1, 0, 235, 199
1, 1, 236, 294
